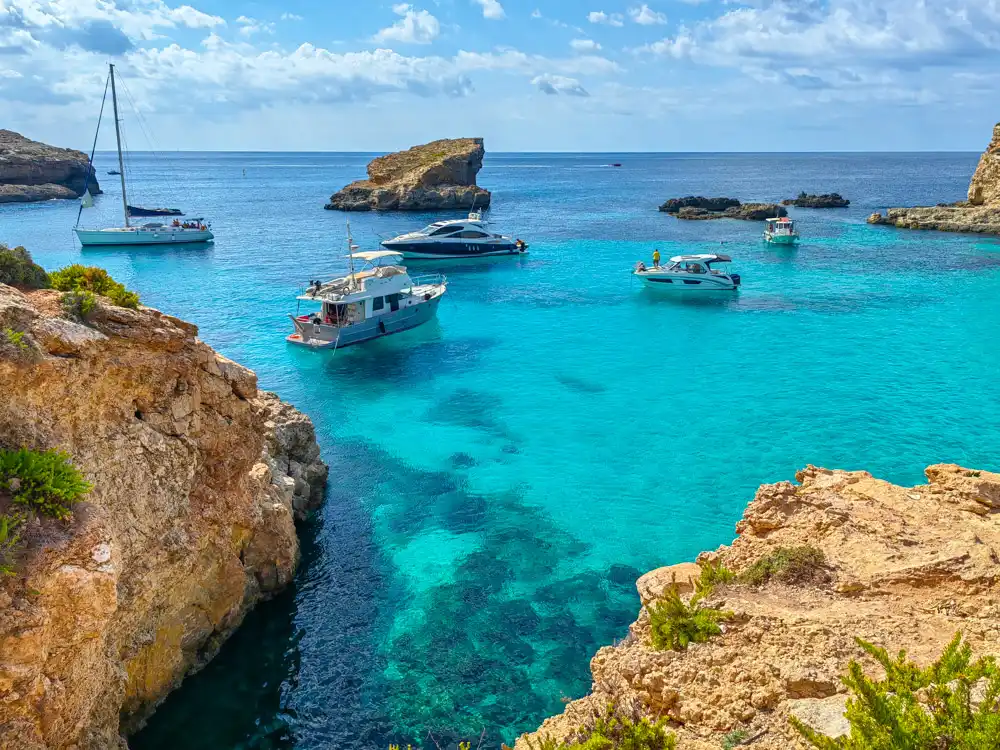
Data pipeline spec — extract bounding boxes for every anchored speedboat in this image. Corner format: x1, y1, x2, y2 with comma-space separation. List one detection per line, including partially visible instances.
763, 217, 799, 245
381, 210, 528, 259
633, 254, 741, 291
287, 229, 447, 351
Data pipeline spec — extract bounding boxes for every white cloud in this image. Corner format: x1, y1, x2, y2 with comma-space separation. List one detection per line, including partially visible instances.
455, 49, 622, 76
473, 0, 506, 21
629, 4, 667, 25
570, 38, 602, 52
236, 16, 274, 36
280, 13, 303, 21
531, 9, 542, 19
373, 4, 440, 45
588, 11, 624, 27
532, 74, 589, 96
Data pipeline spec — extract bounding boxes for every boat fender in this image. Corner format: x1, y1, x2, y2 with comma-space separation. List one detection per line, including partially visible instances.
378, 320, 386, 334
423, 293, 431, 301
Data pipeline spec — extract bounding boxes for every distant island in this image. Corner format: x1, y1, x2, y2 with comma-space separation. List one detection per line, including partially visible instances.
326, 137, 491, 212
782, 192, 850, 208
659, 196, 787, 221
0, 130, 99, 203
868, 121, 1000, 234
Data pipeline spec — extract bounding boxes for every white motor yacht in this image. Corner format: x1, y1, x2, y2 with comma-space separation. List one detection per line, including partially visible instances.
381, 210, 528, 259
763, 217, 799, 245
633, 254, 741, 291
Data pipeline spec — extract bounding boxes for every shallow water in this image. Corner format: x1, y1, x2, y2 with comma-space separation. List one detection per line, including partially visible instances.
4, 151, 999, 748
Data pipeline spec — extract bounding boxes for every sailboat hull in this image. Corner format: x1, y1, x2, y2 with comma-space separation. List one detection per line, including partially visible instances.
75, 227, 214, 246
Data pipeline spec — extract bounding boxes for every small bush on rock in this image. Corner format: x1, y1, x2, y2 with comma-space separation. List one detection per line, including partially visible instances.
0, 447, 91, 520
3, 328, 27, 351
696, 560, 735, 596
792, 633, 1000, 749
527, 701, 676, 750
0, 512, 25, 576
649, 582, 733, 652
50, 265, 139, 309
0, 244, 50, 289
60, 290, 97, 321
740, 546, 827, 586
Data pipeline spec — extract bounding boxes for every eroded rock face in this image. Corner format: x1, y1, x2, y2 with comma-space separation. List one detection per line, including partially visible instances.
516, 464, 1000, 750
870, 121, 1000, 234
326, 138, 491, 211
0, 284, 327, 749
0, 130, 100, 204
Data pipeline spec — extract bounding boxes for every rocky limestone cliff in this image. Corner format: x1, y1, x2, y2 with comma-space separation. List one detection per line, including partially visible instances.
0, 131, 100, 204
0, 284, 328, 749
326, 138, 491, 211
868, 121, 1000, 234
516, 464, 1000, 750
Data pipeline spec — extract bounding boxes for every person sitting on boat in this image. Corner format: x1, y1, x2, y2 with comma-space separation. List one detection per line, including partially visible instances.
172, 219, 180, 227
635, 261, 647, 272
652, 249, 661, 267
515, 239, 526, 252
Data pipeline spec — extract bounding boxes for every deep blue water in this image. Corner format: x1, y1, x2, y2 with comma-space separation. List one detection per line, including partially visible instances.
4, 151, 999, 749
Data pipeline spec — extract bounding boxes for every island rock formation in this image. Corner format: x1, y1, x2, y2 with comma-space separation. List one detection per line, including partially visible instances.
326, 138, 491, 211
868, 122, 1000, 234
516, 464, 1000, 750
660, 197, 787, 221
0, 130, 100, 204
0, 284, 327, 749
782, 192, 850, 208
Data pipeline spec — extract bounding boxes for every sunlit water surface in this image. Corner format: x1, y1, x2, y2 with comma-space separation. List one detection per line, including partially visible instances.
4, 151, 999, 748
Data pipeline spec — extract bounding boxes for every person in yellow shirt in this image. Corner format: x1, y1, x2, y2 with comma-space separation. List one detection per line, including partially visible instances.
652, 249, 661, 267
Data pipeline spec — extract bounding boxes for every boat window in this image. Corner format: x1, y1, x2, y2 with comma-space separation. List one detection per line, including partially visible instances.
456, 230, 490, 239
430, 226, 462, 237
372, 296, 385, 311
684, 262, 706, 274
386, 293, 401, 312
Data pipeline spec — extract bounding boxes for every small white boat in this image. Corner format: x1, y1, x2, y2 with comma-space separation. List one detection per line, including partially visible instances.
763, 217, 799, 245
381, 210, 528, 259
633, 254, 741, 291
74, 63, 214, 247
287, 229, 447, 351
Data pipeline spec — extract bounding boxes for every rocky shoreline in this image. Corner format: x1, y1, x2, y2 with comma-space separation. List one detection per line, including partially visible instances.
516, 464, 1000, 750
659, 196, 787, 221
326, 137, 491, 211
0, 283, 327, 749
0, 130, 99, 204
781, 192, 849, 208
868, 122, 1000, 235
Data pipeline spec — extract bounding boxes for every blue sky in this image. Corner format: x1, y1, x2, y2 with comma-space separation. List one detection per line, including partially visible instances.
1, 0, 999, 151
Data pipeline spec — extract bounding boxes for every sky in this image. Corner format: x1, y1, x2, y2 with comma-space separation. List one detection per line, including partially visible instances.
1, 0, 999, 152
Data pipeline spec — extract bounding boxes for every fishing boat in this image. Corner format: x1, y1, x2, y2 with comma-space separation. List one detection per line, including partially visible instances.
381, 209, 527, 260
74, 64, 213, 247
287, 228, 447, 351
633, 254, 741, 291
763, 217, 799, 245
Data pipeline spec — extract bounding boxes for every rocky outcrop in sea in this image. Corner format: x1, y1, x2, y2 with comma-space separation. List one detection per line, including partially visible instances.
782, 192, 850, 208
516, 464, 1000, 750
660, 196, 787, 221
0, 130, 100, 204
0, 283, 327, 749
326, 137, 491, 211
868, 122, 1000, 234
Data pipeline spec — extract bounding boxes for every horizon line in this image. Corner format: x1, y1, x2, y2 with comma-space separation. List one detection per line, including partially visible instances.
89, 149, 982, 155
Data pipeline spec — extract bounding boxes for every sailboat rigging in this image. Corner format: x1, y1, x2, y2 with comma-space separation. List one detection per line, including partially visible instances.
75, 63, 213, 247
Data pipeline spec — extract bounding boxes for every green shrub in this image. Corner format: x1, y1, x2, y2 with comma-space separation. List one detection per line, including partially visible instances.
0, 511, 25, 576
528, 702, 676, 750
50, 265, 139, 309
792, 633, 1000, 749
739, 546, 827, 586
721, 728, 749, 749
3, 328, 27, 351
60, 290, 97, 321
0, 447, 91, 520
648, 583, 733, 652
0, 244, 50, 289
696, 560, 735, 596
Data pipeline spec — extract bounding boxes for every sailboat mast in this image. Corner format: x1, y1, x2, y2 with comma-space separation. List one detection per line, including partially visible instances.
109, 63, 129, 227
347, 221, 357, 289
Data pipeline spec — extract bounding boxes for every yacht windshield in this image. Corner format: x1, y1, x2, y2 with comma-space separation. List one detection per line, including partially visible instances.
429, 225, 463, 237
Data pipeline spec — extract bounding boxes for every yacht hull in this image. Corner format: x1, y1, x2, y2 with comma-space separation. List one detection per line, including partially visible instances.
764, 234, 799, 245
287, 289, 444, 350
75, 227, 214, 246
637, 274, 739, 291
382, 241, 524, 259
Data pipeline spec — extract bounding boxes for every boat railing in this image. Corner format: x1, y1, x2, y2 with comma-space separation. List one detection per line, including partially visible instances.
407, 273, 447, 289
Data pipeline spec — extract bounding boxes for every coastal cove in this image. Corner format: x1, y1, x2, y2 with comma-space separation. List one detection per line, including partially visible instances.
4, 150, 1000, 748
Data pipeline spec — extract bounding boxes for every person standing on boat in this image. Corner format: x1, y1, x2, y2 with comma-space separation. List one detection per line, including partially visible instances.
652, 249, 661, 267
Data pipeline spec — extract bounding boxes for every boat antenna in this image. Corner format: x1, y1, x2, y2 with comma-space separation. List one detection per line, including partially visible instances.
109, 63, 130, 227
346, 221, 357, 290
76, 71, 110, 228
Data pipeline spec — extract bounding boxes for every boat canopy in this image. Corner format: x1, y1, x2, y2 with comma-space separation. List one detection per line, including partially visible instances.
766, 217, 793, 224
668, 254, 732, 264
349, 250, 403, 261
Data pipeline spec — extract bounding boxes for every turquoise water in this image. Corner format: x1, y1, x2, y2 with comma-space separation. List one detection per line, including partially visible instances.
4, 152, 999, 748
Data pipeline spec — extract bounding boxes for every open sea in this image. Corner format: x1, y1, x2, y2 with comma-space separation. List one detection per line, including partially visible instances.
3, 151, 999, 749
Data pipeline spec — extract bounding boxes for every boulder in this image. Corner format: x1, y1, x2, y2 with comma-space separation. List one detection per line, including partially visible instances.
782, 192, 850, 208
326, 137, 491, 211
0, 130, 100, 204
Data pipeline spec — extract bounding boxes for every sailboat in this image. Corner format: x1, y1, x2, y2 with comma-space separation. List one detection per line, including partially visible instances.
74, 64, 213, 247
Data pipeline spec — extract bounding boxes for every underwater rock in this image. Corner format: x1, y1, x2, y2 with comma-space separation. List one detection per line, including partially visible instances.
782, 192, 850, 208
869, 122, 1000, 235
0, 130, 100, 203
515, 464, 1000, 750
326, 137, 491, 211
0, 283, 327, 749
